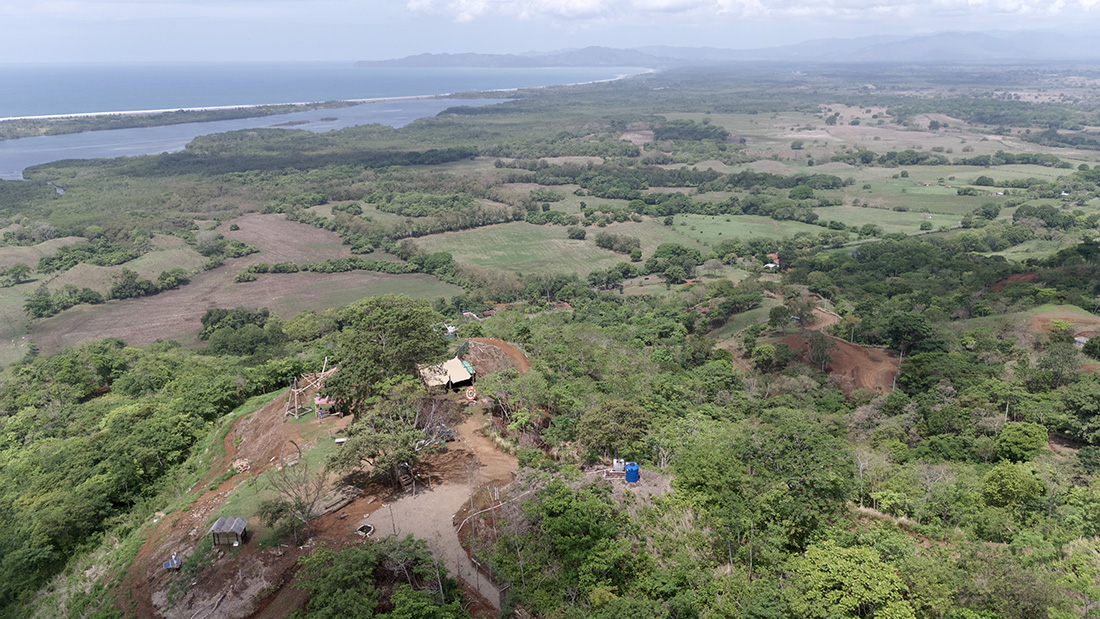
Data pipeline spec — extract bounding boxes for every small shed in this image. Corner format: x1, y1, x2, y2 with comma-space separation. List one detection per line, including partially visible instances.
208, 516, 248, 546
417, 357, 474, 390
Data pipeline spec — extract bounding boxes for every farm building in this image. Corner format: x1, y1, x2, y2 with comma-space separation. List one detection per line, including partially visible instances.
417, 357, 475, 390
208, 516, 248, 546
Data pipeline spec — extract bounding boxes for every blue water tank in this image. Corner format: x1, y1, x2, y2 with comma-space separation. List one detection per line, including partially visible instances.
625, 462, 640, 483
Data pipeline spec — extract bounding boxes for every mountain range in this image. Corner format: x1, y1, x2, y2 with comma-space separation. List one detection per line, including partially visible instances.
355, 31, 1100, 68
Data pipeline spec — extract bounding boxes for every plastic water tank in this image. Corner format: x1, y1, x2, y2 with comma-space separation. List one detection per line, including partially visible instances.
625, 462, 640, 483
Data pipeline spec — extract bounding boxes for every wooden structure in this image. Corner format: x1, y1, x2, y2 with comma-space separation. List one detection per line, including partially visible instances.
208, 516, 248, 546
284, 359, 337, 419
417, 357, 475, 390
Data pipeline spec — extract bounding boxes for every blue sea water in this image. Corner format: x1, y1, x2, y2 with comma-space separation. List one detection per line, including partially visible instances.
0, 63, 644, 179
0, 63, 641, 118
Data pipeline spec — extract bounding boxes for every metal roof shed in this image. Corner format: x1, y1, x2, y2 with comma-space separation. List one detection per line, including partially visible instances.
208, 516, 248, 546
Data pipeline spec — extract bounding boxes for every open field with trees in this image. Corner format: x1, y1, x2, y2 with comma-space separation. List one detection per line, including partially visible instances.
3, 61, 1100, 618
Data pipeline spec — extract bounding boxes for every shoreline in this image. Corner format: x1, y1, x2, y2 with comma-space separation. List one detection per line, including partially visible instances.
0, 94, 447, 124
0, 67, 651, 124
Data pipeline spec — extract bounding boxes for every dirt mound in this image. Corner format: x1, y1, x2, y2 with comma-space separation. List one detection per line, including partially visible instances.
465, 337, 530, 374
781, 333, 898, 395
991, 271, 1037, 292
1028, 305, 1100, 335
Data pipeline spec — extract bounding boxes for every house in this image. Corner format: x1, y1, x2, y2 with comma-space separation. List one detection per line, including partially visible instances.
417, 357, 475, 390
208, 516, 248, 546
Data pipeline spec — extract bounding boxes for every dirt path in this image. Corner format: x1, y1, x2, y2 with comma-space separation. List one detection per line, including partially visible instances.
116, 388, 352, 619
313, 410, 517, 612
116, 376, 517, 617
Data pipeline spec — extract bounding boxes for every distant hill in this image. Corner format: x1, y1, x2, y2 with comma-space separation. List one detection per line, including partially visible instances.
358, 31, 1100, 67
355, 46, 670, 69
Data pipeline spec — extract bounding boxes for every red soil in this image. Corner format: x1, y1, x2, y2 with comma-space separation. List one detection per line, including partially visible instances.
990, 271, 1037, 292
466, 337, 530, 374
781, 333, 898, 395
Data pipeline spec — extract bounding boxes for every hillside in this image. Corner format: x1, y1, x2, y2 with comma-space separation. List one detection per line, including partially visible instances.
3, 61, 1100, 618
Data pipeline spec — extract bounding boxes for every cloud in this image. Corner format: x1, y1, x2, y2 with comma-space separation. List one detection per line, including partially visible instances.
0, 0, 302, 21
406, 0, 1099, 22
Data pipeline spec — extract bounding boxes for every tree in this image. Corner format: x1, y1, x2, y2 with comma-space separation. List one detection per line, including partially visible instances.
577, 400, 651, 459
769, 305, 792, 331
3, 263, 31, 287
791, 140, 805, 150
995, 422, 1048, 462
884, 313, 935, 357
789, 185, 815, 200
982, 461, 1044, 510
324, 295, 447, 414
787, 541, 916, 619
328, 380, 456, 487
807, 331, 835, 371
108, 268, 158, 299
1084, 337, 1100, 361
266, 459, 328, 544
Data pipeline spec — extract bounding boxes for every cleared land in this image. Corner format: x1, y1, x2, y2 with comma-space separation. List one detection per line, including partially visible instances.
414, 220, 705, 277
812, 205, 959, 233
27, 215, 462, 354
120, 339, 527, 618
31, 268, 461, 353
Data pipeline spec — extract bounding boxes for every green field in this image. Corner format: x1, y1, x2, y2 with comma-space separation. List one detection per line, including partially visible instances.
812, 205, 960, 234
672, 214, 824, 243
414, 222, 632, 276
415, 219, 706, 276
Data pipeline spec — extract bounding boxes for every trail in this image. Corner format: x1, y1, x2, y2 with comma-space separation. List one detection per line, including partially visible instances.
355, 411, 516, 609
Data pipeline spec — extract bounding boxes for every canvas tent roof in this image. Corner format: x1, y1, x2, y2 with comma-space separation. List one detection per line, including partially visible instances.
417, 358, 473, 388
208, 516, 247, 536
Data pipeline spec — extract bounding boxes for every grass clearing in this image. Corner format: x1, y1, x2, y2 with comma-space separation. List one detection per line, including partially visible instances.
415, 221, 637, 276
813, 205, 959, 234
673, 214, 823, 243
709, 299, 780, 343
0, 236, 83, 270
985, 238, 1074, 261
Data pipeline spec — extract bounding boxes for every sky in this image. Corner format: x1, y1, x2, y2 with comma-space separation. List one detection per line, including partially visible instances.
1, 0, 1098, 63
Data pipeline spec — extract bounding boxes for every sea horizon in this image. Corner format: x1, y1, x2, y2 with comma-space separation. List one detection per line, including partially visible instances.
0, 63, 647, 120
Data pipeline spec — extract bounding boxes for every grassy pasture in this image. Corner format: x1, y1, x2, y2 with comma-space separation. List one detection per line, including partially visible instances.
709, 299, 781, 343
414, 221, 630, 276
672, 214, 824, 243
0, 236, 84, 270
598, 218, 709, 253
813, 205, 960, 234
985, 238, 1075, 261
414, 219, 707, 276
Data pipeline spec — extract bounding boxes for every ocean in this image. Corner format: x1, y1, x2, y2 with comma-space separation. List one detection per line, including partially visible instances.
0, 63, 642, 119
0, 63, 644, 179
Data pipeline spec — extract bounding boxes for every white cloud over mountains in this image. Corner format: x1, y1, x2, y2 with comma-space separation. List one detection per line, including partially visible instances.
406, 0, 1099, 21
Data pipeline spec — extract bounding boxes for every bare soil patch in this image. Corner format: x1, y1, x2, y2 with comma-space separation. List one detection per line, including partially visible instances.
991, 271, 1037, 292
465, 337, 530, 374
118, 385, 517, 618
620, 130, 654, 146
118, 389, 354, 619
219, 213, 352, 265
781, 333, 898, 395
1028, 305, 1100, 336
31, 268, 457, 354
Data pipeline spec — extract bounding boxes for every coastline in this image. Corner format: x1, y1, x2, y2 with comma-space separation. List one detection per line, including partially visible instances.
0, 94, 447, 124
0, 66, 650, 126
0, 67, 653, 180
